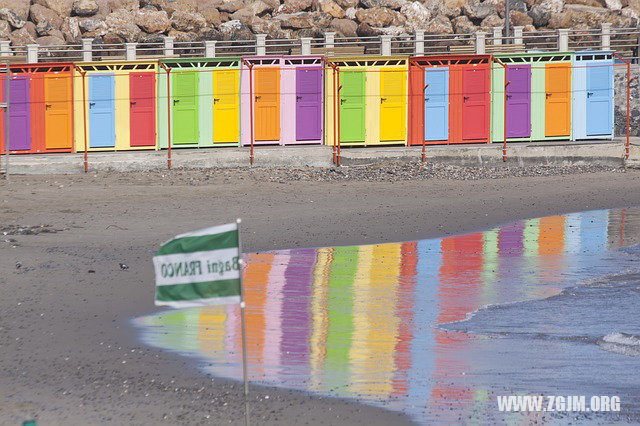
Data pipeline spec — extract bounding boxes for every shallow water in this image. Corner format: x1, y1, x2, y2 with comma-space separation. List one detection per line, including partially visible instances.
135, 208, 640, 424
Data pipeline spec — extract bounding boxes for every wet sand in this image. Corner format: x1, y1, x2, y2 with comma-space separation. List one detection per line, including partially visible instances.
2, 166, 640, 425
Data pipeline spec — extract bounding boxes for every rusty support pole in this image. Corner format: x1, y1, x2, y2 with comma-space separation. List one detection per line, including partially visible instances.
160, 63, 172, 170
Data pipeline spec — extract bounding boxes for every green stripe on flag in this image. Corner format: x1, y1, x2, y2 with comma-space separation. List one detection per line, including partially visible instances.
156, 279, 241, 302
156, 230, 238, 256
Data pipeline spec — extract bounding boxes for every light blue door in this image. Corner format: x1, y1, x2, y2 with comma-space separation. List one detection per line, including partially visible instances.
424, 67, 448, 141
89, 74, 115, 148
585, 64, 613, 136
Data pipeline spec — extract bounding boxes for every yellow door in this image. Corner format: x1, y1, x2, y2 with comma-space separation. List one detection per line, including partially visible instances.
545, 63, 571, 137
379, 68, 406, 142
213, 70, 239, 143
254, 68, 280, 141
44, 74, 72, 149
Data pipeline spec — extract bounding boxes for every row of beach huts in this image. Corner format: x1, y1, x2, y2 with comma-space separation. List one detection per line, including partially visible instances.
0, 50, 617, 155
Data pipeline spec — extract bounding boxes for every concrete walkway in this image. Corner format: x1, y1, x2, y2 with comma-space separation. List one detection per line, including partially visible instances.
1, 138, 638, 175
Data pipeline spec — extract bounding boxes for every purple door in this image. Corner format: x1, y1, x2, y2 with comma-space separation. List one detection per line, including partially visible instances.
295, 68, 322, 141
3, 76, 31, 151
506, 65, 531, 138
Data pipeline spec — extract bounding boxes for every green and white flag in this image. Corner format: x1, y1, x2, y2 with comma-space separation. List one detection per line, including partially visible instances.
153, 222, 242, 308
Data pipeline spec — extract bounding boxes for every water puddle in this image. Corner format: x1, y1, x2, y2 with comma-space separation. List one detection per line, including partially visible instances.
135, 208, 640, 423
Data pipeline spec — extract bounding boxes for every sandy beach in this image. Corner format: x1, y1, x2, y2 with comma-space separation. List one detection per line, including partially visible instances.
2, 164, 640, 425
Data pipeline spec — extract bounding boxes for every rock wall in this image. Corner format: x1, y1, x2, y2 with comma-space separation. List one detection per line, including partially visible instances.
0, 0, 637, 47
614, 64, 639, 137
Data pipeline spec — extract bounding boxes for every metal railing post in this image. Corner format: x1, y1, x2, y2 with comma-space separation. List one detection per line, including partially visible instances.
601, 23, 612, 50
125, 42, 137, 61
205, 40, 217, 57
558, 28, 569, 51
0, 41, 11, 57
493, 27, 502, 45
513, 26, 523, 45
324, 32, 335, 49
475, 32, 486, 54
256, 34, 266, 55
415, 30, 425, 54
381, 35, 391, 56
26, 44, 38, 63
82, 38, 93, 62
301, 37, 312, 55
163, 36, 174, 57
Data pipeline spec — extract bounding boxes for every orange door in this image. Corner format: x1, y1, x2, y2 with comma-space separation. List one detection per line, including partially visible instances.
44, 73, 73, 149
545, 63, 571, 137
254, 68, 280, 141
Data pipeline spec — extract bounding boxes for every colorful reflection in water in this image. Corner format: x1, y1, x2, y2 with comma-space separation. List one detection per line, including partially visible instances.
135, 208, 640, 423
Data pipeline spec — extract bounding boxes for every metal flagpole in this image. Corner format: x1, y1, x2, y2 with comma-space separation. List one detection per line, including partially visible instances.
4, 62, 10, 180
236, 218, 250, 426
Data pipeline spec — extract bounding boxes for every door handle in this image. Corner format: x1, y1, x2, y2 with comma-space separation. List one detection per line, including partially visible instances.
255, 95, 261, 101
340, 99, 346, 105
380, 97, 387, 103
296, 96, 302, 101
425, 97, 429, 101
506, 95, 512, 99
130, 101, 137, 106
45, 104, 52, 109
89, 102, 95, 108
463, 96, 469, 102
213, 98, 220, 103
545, 93, 551, 99
173, 99, 179, 105
587, 92, 594, 97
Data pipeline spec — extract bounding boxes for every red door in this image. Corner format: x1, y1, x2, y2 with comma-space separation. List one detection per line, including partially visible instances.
461, 68, 488, 141
129, 72, 156, 147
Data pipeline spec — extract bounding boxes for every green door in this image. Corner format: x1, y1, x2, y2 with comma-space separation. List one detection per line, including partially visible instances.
172, 72, 199, 144
340, 71, 365, 143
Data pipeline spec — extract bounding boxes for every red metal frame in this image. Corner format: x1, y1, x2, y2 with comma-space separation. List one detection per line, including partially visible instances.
408, 55, 492, 147
0, 62, 74, 155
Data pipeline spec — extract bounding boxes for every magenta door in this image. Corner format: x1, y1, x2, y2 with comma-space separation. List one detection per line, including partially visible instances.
295, 68, 322, 140
2, 76, 31, 151
506, 65, 531, 138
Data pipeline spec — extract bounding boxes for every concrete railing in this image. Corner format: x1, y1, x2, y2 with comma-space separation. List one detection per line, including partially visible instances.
5, 24, 638, 64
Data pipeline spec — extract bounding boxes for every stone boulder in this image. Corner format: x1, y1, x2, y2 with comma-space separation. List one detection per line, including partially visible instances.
60, 16, 81, 41
104, 9, 141, 41
605, 0, 623, 9
335, 0, 358, 8
548, 3, 613, 27
39, 0, 74, 17
510, 9, 533, 25
218, 19, 254, 40
355, 6, 396, 26
277, 0, 314, 14
0, 8, 26, 29
528, 0, 564, 26
72, 0, 99, 16
0, 20, 10, 39
399, 1, 431, 30
360, 0, 407, 9
462, 0, 496, 20
36, 19, 54, 35
10, 27, 35, 45
0, 0, 30, 21
480, 13, 503, 27
218, 0, 245, 13
424, 15, 454, 33
78, 17, 106, 32
452, 14, 478, 32
274, 11, 314, 27
356, 21, 381, 36
249, 0, 273, 15
250, 15, 288, 38
170, 10, 206, 32
36, 34, 65, 45
321, 0, 346, 18
230, 7, 255, 24
330, 17, 357, 35
167, 28, 195, 41
135, 8, 170, 33
30, 5, 64, 30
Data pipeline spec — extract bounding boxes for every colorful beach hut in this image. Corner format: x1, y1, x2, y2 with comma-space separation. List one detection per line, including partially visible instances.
325, 56, 408, 147
572, 51, 614, 140
73, 60, 158, 152
0, 62, 73, 154
240, 55, 324, 146
408, 55, 491, 145
490, 52, 573, 143
158, 57, 241, 148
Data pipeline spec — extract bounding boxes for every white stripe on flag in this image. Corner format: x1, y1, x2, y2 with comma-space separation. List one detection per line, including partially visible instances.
156, 295, 242, 308
153, 247, 240, 286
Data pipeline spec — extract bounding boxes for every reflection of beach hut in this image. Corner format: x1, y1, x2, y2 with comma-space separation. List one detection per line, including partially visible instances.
491, 52, 573, 143
73, 60, 158, 151
0, 63, 73, 154
240, 55, 324, 146
408, 55, 491, 145
325, 55, 408, 146
158, 57, 241, 148
572, 51, 614, 140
